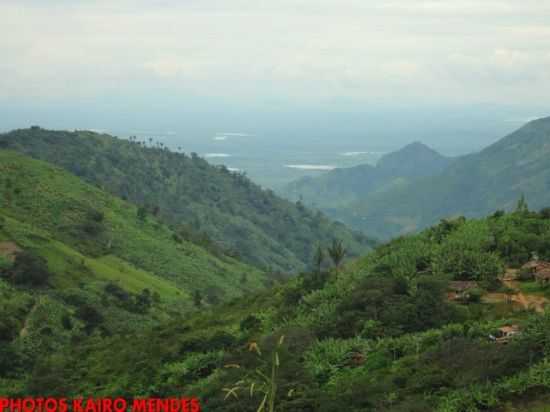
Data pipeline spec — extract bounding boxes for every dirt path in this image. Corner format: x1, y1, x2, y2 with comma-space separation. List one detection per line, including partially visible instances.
502, 279, 548, 313
483, 269, 549, 313
0, 241, 21, 262
19, 298, 40, 338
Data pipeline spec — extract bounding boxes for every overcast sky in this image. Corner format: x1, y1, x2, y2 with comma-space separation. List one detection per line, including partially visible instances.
1, 0, 549, 109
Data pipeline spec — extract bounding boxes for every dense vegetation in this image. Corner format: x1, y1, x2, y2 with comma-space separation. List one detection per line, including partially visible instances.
0, 150, 272, 313
3, 181, 550, 411
285, 117, 550, 241
0, 127, 374, 272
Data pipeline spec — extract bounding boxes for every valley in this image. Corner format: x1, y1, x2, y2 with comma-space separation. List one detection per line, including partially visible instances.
2, 144, 550, 410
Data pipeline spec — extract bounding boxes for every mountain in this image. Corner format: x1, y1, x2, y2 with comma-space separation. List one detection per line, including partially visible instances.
283, 141, 452, 213
346, 116, 550, 239
375, 141, 452, 179
4, 206, 550, 411
0, 127, 375, 272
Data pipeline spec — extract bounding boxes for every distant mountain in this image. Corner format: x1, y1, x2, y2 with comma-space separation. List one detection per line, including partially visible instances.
337, 116, 550, 239
0, 128, 375, 272
376, 141, 452, 179
283, 141, 452, 213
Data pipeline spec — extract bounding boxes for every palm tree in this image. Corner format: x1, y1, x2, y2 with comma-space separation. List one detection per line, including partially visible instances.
327, 239, 346, 270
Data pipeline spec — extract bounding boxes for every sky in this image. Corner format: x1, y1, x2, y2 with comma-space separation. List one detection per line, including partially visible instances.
1, 1, 549, 147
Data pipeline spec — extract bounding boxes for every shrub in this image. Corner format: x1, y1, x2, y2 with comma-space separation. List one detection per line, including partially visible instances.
75, 304, 104, 333
104, 282, 131, 301
240, 315, 262, 332
5, 251, 51, 286
467, 288, 483, 303
61, 314, 73, 330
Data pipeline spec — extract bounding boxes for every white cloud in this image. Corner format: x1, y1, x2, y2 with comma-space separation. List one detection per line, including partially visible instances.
0, 0, 549, 105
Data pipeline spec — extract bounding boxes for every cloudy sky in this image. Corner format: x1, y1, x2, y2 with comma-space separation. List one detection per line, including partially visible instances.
2, 0, 549, 106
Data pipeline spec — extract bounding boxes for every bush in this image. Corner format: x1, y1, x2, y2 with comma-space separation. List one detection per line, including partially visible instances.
467, 288, 483, 303
61, 314, 73, 330
240, 315, 262, 332
0, 255, 11, 272
0, 318, 16, 342
75, 304, 104, 333
5, 251, 51, 286
539, 207, 550, 219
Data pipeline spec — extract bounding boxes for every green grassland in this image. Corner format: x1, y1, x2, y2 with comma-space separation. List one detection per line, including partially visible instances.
0, 150, 266, 301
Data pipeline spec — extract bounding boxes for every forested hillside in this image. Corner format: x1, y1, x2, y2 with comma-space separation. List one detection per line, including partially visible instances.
283, 141, 452, 211
286, 117, 550, 240
349, 116, 550, 239
3, 197, 550, 411
0, 150, 268, 304
0, 127, 374, 272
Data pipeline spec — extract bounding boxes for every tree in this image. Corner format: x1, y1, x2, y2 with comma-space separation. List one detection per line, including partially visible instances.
313, 244, 325, 274
193, 290, 203, 308
540, 207, 550, 219
137, 206, 147, 221
327, 239, 346, 269
515, 194, 529, 214
6, 251, 51, 287
75, 304, 104, 334
135, 288, 152, 313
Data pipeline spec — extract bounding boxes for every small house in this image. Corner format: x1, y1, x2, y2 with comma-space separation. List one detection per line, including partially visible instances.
447, 281, 478, 301
521, 260, 550, 284
490, 325, 521, 344
521, 260, 550, 273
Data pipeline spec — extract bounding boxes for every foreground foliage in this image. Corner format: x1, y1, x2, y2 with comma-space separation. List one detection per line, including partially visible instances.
3, 200, 550, 410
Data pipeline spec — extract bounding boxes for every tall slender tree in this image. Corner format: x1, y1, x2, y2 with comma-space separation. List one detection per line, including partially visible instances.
327, 239, 346, 270
313, 244, 325, 274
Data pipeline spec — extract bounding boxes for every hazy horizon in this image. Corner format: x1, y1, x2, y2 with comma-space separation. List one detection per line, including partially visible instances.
2, 1, 549, 187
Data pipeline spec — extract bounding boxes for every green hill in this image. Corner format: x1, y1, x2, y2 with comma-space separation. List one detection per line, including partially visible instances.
0, 149, 274, 395
4, 205, 550, 411
0, 150, 267, 303
0, 127, 375, 272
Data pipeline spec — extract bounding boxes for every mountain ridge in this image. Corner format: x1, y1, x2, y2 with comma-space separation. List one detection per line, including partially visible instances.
346, 116, 550, 238
283, 140, 452, 212
0, 127, 375, 272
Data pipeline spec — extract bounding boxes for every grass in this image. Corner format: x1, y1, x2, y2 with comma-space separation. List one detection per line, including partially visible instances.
0, 150, 266, 301
518, 281, 550, 299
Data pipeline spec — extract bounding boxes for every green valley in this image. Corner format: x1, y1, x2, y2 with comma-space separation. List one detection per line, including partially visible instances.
3, 162, 550, 411
0, 128, 375, 273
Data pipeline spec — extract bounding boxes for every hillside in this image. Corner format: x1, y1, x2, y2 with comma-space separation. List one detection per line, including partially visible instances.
4, 206, 550, 411
0, 127, 375, 272
0, 150, 267, 303
345, 116, 550, 239
283, 141, 452, 210
0, 149, 276, 396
